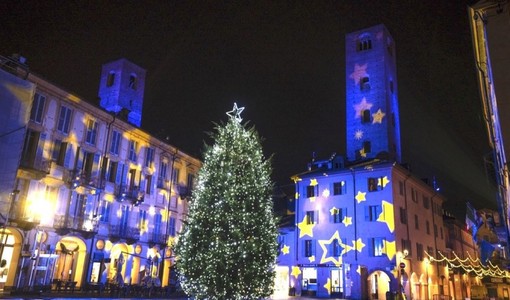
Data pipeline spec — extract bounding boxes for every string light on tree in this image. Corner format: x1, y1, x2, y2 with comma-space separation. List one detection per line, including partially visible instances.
175, 103, 279, 299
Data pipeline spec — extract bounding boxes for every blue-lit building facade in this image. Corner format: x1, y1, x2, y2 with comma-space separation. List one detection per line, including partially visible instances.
0, 55, 201, 292
273, 24, 484, 300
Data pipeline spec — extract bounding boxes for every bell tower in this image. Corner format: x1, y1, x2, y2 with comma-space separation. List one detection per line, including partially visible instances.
345, 24, 401, 163
98, 58, 146, 127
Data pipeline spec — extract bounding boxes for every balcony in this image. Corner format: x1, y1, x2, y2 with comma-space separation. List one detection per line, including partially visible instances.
148, 233, 168, 248
108, 224, 140, 244
8, 200, 40, 231
68, 171, 102, 191
53, 214, 99, 238
156, 178, 170, 190
115, 185, 144, 206
18, 157, 51, 180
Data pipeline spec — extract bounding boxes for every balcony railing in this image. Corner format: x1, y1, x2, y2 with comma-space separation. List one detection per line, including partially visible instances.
108, 224, 140, 244
53, 214, 99, 237
115, 185, 144, 206
156, 178, 170, 190
149, 233, 168, 248
69, 171, 102, 190
19, 157, 51, 177
8, 199, 40, 231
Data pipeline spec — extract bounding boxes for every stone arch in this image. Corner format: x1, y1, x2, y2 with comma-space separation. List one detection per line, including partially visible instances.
109, 243, 131, 285
367, 269, 394, 300
55, 236, 87, 288
0, 227, 23, 290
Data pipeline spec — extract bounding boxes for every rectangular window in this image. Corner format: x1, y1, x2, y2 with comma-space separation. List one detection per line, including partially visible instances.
145, 175, 152, 195
401, 239, 412, 257
331, 239, 342, 257
371, 237, 384, 257
399, 207, 407, 224
128, 140, 137, 162
129, 75, 137, 90
99, 201, 110, 222
360, 77, 370, 91
434, 224, 438, 237
368, 178, 380, 192
110, 130, 121, 155
304, 240, 315, 257
399, 181, 404, 196
427, 246, 434, 257
107, 161, 118, 183
306, 211, 316, 225
139, 210, 147, 232
52, 140, 68, 166
306, 185, 316, 198
107, 72, 115, 87
153, 213, 162, 241
187, 173, 195, 189
416, 243, 424, 261
332, 208, 344, 224
333, 181, 346, 195
74, 194, 87, 217
423, 196, 430, 209
85, 119, 98, 145
159, 161, 168, 180
365, 205, 381, 222
440, 227, 443, 239
30, 93, 46, 123
414, 214, 419, 230
57, 105, 72, 134
172, 168, 180, 184
426, 220, 430, 235
411, 188, 418, 202
169, 216, 176, 236
145, 147, 154, 168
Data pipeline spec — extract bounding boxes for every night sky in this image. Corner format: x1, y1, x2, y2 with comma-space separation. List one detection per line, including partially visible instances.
1, 1, 496, 216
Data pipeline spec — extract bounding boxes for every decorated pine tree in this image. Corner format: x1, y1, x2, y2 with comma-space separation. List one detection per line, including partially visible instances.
175, 103, 279, 300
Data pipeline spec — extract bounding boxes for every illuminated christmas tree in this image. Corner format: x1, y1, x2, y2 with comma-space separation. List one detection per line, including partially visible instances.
175, 103, 279, 299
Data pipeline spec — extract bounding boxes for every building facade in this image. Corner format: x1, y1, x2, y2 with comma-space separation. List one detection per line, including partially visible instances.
273, 24, 504, 299
0, 54, 201, 292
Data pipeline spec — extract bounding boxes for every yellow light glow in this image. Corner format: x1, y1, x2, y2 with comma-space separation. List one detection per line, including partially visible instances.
148, 206, 155, 216
322, 189, 330, 198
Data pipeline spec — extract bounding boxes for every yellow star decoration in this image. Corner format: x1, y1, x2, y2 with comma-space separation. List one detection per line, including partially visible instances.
297, 216, 315, 238
377, 200, 395, 233
372, 109, 386, 124
353, 97, 373, 119
349, 63, 368, 85
342, 216, 352, 227
309, 196, 316, 203
329, 207, 338, 215
291, 266, 301, 278
318, 231, 345, 266
281, 244, 290, 255
291, 176, 301, 183
324, 278, 332, 294
359, 148, 367, 158
295, 192, 299, 200
352, 238, 366, 252
356, 265, 362, 275
378, 176, 390, 188
308, 255, 315, 263
355, 191, 366, 203
384, 240, 396, 260
310, 178, 318, 186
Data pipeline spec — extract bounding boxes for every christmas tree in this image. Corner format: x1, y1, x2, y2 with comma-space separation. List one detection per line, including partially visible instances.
175, 103, 279, 300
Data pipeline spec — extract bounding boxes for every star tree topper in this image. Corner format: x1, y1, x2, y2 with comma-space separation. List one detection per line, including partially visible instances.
226, 102, 245, 122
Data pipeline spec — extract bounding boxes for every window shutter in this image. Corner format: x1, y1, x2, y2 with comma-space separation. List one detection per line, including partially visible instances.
64, 144, 73, 169
92, 153, 101, 179
75, 148, 84, 171
116, 163, 124, 185
364, 206, 370, 221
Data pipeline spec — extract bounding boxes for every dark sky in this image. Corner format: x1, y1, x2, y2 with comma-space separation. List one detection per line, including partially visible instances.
1, 1, 496, 215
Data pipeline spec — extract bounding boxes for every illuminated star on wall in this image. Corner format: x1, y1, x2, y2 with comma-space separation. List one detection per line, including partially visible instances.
330, 207, 338, 215
384, 240, 396, 260
226, 102, 245, 122
359, 148, 367, 158
349, 63, 368, 85
357, 265, 362, 275
342, 216, 352, 227
355, 191, 366, 203
310, 178, 318, 186
353, 97, 373, 119
352, 238, 366, 252
377, 200, 395, 233
297, 216, 315, 238
372, 109, 386, 124
324, 278, 332, 294
354, 129, 364, 140
291, 266, 301, 278
319, 231, 344, 266
308, 255, 315, 263
281, 244, 290, 255
378, 176, 390, 188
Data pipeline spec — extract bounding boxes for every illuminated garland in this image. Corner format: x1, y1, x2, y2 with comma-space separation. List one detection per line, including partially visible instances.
425, 250, 510, 279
